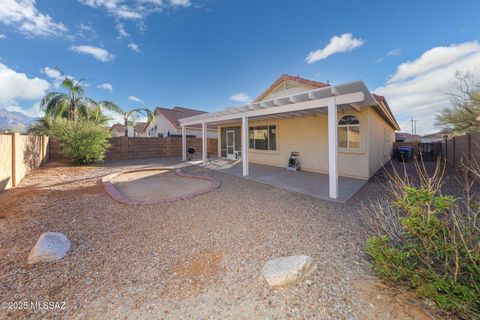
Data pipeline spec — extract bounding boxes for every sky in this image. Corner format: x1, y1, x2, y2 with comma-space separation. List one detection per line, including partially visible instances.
1, 0, 480, 134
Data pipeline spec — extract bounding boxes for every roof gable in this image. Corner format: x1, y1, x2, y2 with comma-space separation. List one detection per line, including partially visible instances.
254, 74, 330, 102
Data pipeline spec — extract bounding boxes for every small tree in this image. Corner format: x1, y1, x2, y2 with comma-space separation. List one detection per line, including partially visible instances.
436, 71, 480, 135
99, 102, 154, 137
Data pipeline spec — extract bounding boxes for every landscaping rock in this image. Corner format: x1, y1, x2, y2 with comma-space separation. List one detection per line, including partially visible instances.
260, 255, 316, 288
27, 232, 71, 264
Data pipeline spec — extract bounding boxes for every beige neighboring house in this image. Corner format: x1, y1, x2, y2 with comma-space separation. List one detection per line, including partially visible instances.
110, 123, 133, 137
134, 122, 148, 137
179, 74, 400, 200
144, 106, 217, 138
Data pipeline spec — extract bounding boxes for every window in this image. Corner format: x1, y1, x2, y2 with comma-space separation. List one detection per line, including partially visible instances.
338, 115, 360, 149
249, 125, 276, 150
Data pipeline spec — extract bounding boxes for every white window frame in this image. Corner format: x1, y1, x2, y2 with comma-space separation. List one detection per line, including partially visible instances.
338, 115, 360, 149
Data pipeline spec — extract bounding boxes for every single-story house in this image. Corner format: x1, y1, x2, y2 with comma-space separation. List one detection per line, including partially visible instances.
178, 74, 399, 200
110, 123, 134, 137
395, 132, 421, 143
133, 122, 148, 137
144, 106, 217, 138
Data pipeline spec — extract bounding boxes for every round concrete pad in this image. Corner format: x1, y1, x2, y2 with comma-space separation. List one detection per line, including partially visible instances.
103, 168, 220, 205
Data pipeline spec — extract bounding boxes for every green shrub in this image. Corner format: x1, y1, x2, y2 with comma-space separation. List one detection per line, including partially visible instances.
49, 118, 111, 164
361, 160, 480, 319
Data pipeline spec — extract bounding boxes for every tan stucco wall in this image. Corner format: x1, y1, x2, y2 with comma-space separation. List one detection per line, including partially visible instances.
0, 133, 49, 192
367, 108, 396, 176
217, 107, 374, 179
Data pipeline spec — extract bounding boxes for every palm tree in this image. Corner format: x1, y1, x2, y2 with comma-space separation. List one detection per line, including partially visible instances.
100, 101, 154, 137
40, 77, 98, 121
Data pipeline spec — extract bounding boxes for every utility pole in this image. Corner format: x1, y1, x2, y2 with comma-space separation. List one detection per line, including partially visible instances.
410, 117, 417, 135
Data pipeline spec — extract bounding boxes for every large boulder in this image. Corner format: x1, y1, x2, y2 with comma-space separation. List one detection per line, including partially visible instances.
261, 255, 316, 288
28, 232, 71, 264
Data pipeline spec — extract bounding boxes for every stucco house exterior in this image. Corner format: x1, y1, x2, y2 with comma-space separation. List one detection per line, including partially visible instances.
110, 123, 134, 137
179, 74, 399, 200
144, 106, 217, 138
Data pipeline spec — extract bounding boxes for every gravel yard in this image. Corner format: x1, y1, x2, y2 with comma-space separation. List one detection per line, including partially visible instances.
0, 159, 441, 319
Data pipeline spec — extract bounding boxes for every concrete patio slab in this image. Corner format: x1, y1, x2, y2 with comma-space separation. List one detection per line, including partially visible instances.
204, 159, 366, 203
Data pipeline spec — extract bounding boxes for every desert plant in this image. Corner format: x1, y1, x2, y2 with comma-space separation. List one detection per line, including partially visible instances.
360, 158, 480, 318
48, 118, 111, 164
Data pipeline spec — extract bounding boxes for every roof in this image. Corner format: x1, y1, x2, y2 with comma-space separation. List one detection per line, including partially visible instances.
110, 123, 125, 134
134, 121, 147, 132
422, 130, 452, 139
254, 74, 330, 102
395, 132, 421, 141
151, 106, 217, 130
254, 74, 399, 130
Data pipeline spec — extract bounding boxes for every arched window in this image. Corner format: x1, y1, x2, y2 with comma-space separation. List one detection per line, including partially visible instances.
338, 115, 360, 148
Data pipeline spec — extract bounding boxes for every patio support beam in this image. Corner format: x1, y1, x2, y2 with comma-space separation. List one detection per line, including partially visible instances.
328, 97, 338, 199
202, 121, 207, 165
181, 125, 186, 161
241, 114, 249, 176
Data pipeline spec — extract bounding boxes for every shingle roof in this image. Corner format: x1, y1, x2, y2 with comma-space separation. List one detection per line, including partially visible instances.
396, 132, 421, 141
152, 106, 217, 130
110, 123, 125, 134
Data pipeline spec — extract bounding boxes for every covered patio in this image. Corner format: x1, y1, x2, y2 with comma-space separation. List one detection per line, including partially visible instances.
179, 81, 380, 200
205, 159, 367, 203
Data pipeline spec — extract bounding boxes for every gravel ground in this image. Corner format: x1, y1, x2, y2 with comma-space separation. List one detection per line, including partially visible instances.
0, 159, 444, 319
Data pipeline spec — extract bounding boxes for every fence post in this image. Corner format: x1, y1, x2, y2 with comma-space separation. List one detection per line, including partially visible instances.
9, 132, 18, 187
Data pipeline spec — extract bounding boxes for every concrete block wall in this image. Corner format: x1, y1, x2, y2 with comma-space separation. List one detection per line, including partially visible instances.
0, 133, 48, 192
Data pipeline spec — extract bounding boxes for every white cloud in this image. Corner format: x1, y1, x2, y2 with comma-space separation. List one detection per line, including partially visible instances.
97, 83, 113, 92
128, 42, 140, 52
128, 95, 143, 104
230, 92, 250, 103
5, 102, 43, 118
388, 42, 480, 83
306, 33, 365, 64
375, 41, 480, 135
41, 66, 75, 87
0, 63, 50, 106
170, 0, 191, 7
70, 45, 115, 62
0, 34, 6, 39
387, 48, 403, 56
116, 22, 129, 38
79, 0, 164, 20
0, 0, 67, 37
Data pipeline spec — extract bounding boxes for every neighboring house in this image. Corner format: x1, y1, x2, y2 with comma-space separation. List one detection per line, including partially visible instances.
395, 132, 421, 143
134, 122, 147, 137
420, 130, 452, 143
110, 123, 134, 137
144, 106, 217, 138
179, 74, 400, 200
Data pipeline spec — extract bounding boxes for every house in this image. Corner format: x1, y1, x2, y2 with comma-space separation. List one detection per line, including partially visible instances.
110, 123, 133, 137
144, 106, 217, 138
420, 130, 452, 143
395, 132, 421, 143
179, 74, 400, 200
134, 122, 147, 137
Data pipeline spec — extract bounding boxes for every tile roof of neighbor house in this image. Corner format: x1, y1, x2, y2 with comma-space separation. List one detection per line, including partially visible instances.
422, 130, 452, 139
253, 74, 399, 130
152, 106, 217, 130
134, 121, 147, 132
395, 132, 422, 141
110, 123, 125, 134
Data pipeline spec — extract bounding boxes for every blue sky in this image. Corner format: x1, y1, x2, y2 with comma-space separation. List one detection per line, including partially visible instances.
1, 0, 480, 134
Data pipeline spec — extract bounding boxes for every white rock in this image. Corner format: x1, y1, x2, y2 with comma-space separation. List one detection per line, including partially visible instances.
261, 255, 316, 288
28, 232, 71, 264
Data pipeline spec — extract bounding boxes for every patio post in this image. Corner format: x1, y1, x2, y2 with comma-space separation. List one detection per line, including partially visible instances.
328, 96, 338, 199
202, 120, 207, 165
181, 125, 186, 161
241, 113, 249, 176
